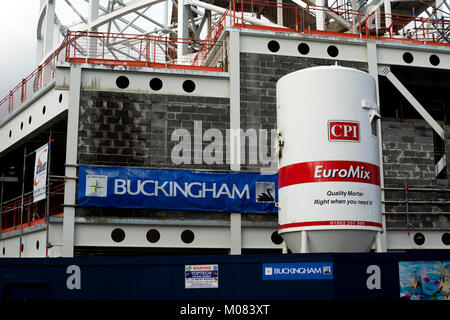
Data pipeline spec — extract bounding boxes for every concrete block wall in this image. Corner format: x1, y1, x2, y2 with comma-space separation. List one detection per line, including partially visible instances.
381, 121, 436, 188
76, 90, 232, 220
78, 91, 230, 170
381, 121, 450, 229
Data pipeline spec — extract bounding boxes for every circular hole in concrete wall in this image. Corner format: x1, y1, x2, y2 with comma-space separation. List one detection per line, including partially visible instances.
146, 229, 160, 243
36, 240, 40, 250
403, 52, 414, 64
182, 80, 196, 93
20, 122, 23, 130
442, 232, 450, 245
28, 116, 32, 124
267, 40, 280, 53
298, 43, 310, 55
271, 231, 283, 245
413, 232, 425, 245
9, 130, 12, 138
59, 93, 63, 103
149, 78, 163, 91
429, 54, 440, 66
111, 228, 126, 242
116, 76, 130, 89
327, 45, 339, 57
42, 105, 46, 115
181, 230, 195, 244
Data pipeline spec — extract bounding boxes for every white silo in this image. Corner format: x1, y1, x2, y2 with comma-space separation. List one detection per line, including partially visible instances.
277, 66, 382, 253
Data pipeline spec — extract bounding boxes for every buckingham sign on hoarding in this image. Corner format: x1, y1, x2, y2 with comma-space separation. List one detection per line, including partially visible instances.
77, 165, 278, 213
263, 262, 334, 280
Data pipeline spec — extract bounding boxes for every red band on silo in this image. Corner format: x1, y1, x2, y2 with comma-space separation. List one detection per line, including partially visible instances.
278, 160, 380, 188
279, 220, 383, 229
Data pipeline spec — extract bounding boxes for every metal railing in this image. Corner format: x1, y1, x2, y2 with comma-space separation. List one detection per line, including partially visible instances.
0, 31, 227, 124
0, 38, 67, 126
0, 183, 64, 234
229, 0, 450, 44
64, 30, 227, 71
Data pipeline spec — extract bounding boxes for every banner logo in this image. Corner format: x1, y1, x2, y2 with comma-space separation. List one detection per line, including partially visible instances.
256, 182, 275, 203
85, 175, 108, 197
328, 120, 360, 142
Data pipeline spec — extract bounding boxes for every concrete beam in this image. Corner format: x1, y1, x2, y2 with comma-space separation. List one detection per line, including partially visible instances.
379, 66, 445, 140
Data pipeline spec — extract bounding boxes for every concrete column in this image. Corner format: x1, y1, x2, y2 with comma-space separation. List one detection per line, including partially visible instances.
229, 30, 241, 171
315, 0, 325, 31
230, 213, 242, 254
229, 30, 242, 255
87, 0, 100, 59
62, 64, 82, 257
277, 0, 283, 26
300, 230, 308, 253
87, 0, 100, 30
36, 0, 56, 64
367, 42, 387, 252
44, 0, 56, 57
384, 0, 392, 35
177, 0, 189, 57
163, 0, 169, 27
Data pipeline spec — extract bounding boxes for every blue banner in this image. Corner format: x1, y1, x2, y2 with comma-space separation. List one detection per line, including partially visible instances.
77, 165, 278, 213
262, 262, 334, 280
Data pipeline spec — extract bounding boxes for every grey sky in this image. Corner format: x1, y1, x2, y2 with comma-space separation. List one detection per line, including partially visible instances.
0, 1, 39, 99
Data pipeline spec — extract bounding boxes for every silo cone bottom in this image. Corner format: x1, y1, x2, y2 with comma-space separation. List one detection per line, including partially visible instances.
281, 230, 377, 253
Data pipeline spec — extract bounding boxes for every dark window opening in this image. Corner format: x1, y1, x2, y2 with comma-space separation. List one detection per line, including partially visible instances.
429, 54, 440, 66
378, 68, 450, 125
403, 52, 414, 64
442, 233, 450, 245
267, 40, 280, 53
327, 45, 339, 57
111, 228, 126, 242
116, 76, 130, 89
298, 43, 310, 55
182, 80, 196, 93
271, 231, 283, 245
181, 230, 195, 243
149, 78, 163, 91
146, 229, 160, 243
413, 233, 425, 245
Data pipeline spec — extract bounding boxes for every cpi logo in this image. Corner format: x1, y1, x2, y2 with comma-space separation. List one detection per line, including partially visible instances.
328, 121, 360, 142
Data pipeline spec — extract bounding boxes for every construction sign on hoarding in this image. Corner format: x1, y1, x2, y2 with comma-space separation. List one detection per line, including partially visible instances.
33, 143, 48, 203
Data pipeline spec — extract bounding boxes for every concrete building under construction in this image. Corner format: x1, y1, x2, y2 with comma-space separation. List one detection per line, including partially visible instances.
0, 0, 449, 258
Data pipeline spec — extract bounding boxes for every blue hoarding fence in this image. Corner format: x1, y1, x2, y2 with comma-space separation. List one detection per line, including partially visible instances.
77, 165, 278, 213
0, 252, 449, 301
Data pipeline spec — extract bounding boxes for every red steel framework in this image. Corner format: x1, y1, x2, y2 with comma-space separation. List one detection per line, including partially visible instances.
1, 3, 450, 124
64, 30, 227, 71
1, 4, 449, 124
0, 183, 64, 234
229, 0, 450, 44
0, 32, 227, 124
